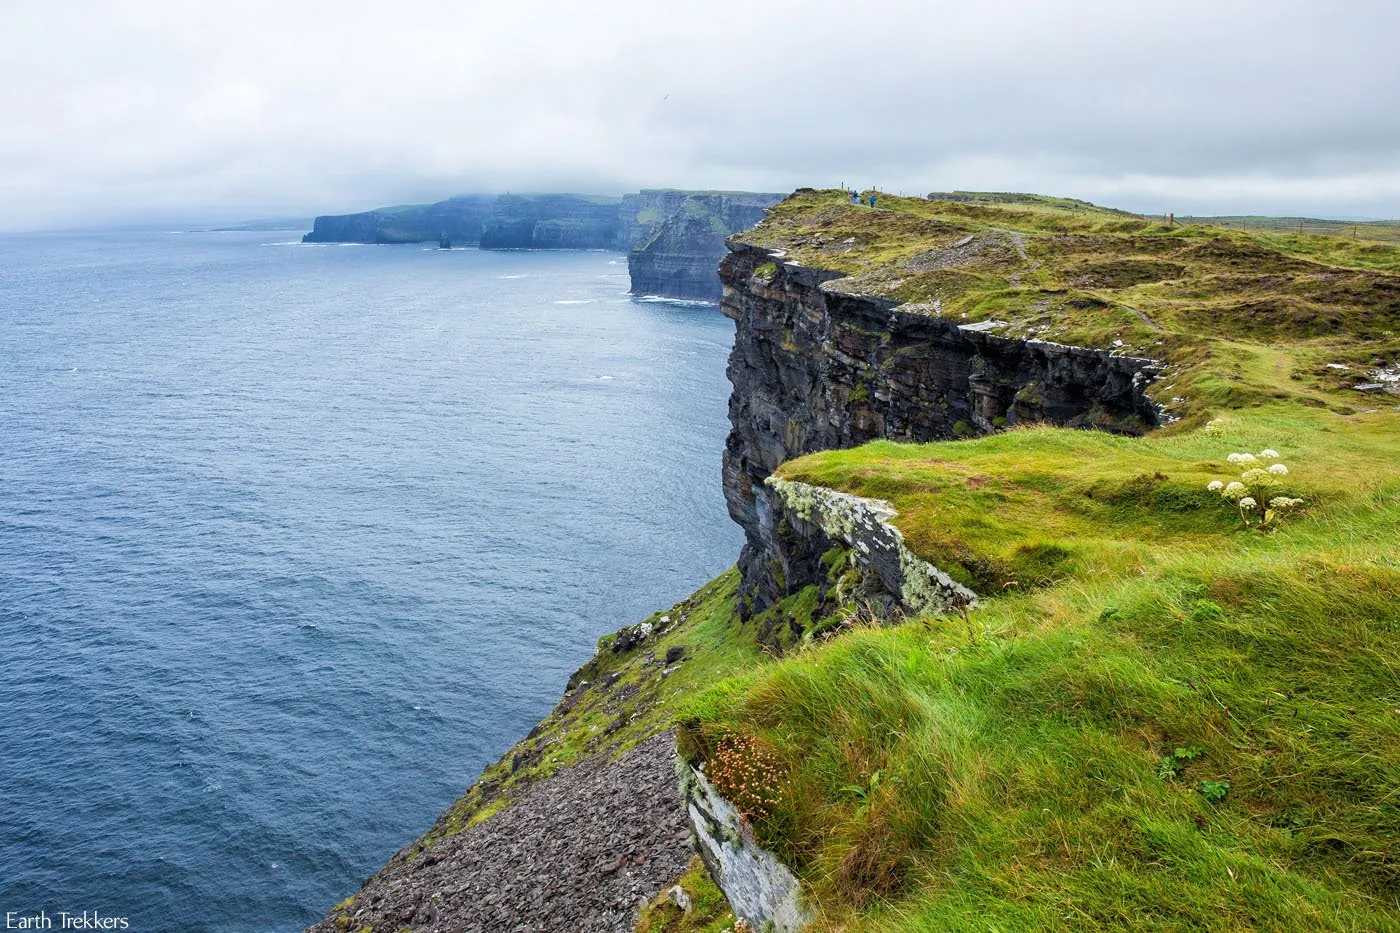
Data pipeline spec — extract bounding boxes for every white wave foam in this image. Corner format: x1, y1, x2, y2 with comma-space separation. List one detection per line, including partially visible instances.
633, 295, 715, 307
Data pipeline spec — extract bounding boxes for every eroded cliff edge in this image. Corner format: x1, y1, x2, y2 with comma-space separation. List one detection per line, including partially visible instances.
719, 240, 1163, 620
307, 207, 1169, 933
310, 188, 1400, 933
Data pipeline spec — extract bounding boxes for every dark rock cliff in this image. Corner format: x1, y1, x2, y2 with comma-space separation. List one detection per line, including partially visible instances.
719, 240, 1163, 617
478, 194, 624, 249
627, 192, 783, 301
302, 195, 495, 245
302, 193, 624, 248
300, 190, 781, 301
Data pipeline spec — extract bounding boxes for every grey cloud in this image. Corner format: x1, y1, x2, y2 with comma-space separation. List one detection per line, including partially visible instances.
2, 0, 1398, 231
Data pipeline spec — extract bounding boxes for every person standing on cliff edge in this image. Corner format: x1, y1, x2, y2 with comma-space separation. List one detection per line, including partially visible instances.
869, 193, 877, 208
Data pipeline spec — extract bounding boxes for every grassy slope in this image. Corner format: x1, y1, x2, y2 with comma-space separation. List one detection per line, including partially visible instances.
402, 571, 765, 850
677, 192, 1400, 930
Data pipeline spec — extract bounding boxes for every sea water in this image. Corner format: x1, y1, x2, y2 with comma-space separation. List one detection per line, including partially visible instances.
0, 231, 742, 931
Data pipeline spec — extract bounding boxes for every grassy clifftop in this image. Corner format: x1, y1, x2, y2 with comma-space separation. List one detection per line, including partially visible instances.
739, 189, 1400, 426
671, 192, 1400, 930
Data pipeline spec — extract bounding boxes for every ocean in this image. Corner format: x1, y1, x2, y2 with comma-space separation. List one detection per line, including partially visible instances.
0, 230, 742, 931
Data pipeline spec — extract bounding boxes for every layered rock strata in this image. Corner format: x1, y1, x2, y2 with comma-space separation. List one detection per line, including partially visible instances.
720, 240, 1163, 616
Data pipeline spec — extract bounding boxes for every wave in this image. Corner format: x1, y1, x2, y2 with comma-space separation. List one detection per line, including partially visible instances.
632, 295, 717, 307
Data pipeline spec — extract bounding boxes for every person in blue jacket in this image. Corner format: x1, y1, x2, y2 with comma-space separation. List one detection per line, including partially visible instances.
869, 193, 877, 208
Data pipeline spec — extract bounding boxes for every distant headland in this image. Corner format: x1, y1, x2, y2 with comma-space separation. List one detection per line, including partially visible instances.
302, 190, 784, 301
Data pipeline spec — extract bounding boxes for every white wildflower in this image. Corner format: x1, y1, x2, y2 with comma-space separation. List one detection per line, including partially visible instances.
1259, 449, 1280, 459
1227, 452, 1257, 464
1241, 468, 1272, 485
1239, 497, 1257, 510
1267, 463, 1288, 475
1207, 480, 1224, 492
1269, 496, 1304, 509
1223, 482, 1246, 498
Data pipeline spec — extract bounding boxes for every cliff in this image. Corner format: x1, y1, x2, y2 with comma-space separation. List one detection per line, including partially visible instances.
719, 240, 1162, 620
301, 195, 495, 245
302, 189, 782, 301
478, 194, 625, 249
626, 191, 783, 301
309, 190, 1400, 933
301, 193, 626, 248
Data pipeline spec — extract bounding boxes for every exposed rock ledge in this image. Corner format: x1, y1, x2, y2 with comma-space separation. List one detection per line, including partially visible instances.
307, 732, 691, 933
681, 760, 809, 932
766, 476, 977, 617
721, 240, 1164, 618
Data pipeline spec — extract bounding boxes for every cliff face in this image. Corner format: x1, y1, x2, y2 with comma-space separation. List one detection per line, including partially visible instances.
627, 192, 783, 301
302, 189, 782, 300
719, 241, 1163, 617
301, 196, 495, 245
302, 193, 624, 248
478, 194, 624, 249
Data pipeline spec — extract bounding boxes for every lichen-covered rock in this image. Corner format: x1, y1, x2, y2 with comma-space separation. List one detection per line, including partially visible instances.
766, 477, 976, 616
720, 241, 1162, 615
681, 760, 809, 932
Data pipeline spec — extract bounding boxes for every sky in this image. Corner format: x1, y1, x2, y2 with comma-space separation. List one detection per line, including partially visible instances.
2, 0, 1399, 231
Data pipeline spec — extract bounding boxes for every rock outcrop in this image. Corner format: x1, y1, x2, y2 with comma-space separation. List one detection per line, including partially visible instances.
681, 761, 808, 932
765, 477, 977, 618
720, 240, 1163, 616
626, 192, 783, 301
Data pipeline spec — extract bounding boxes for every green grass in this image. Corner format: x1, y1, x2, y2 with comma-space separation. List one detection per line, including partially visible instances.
636, 856, 738, 933
667, 190, 1400, 929
376, 188, 1400, 930
678, 404, 1400, 930
774, 407, 1396, 594
742, 189, 1400, 423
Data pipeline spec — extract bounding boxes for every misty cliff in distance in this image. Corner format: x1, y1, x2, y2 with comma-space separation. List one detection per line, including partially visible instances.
301, 194, 619, 248
626, 191, 782, 301
302, 189, 784, 301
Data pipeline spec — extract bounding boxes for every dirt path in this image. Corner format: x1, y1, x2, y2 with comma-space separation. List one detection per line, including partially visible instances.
307, 732, 691, 933
1121, 302, 1165, 333
996, 227, 1165, 334
998, 228, 1042, 285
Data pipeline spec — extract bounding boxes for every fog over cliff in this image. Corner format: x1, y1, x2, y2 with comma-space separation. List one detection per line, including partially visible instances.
2, 0, 1398, 231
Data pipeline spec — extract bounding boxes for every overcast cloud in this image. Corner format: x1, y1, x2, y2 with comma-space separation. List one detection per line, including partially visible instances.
2, 0, 1399, 231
